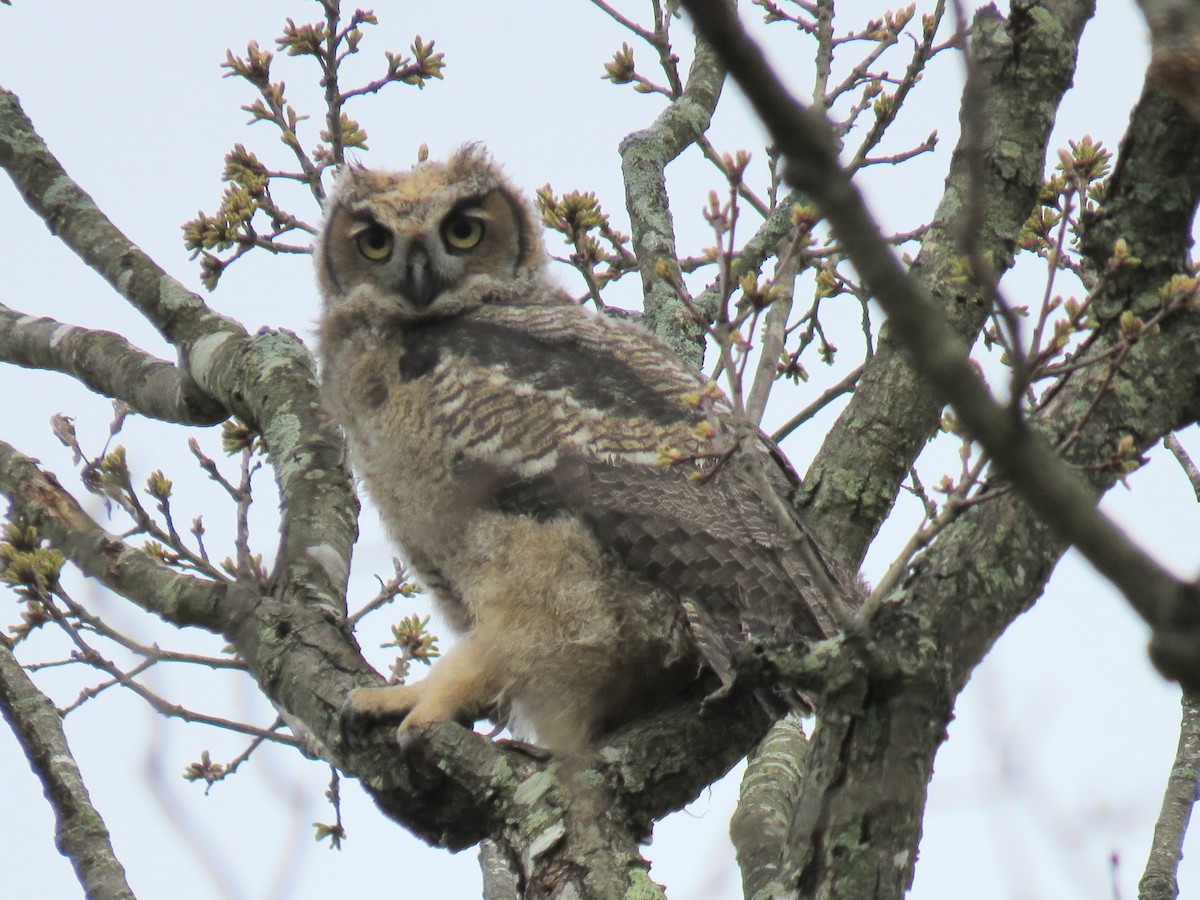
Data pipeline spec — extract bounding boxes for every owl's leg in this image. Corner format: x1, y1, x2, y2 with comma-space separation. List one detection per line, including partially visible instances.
343, 635, 503, 739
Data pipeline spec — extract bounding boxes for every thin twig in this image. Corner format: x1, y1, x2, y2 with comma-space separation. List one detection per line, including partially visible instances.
348, 562, 417, 626
1165, 433, 1200, 501
845, 0, 948, 172
43, 595, 295, 746
859, 454, 990, 621
770, 364, 865, 442
589, 0, 659, 42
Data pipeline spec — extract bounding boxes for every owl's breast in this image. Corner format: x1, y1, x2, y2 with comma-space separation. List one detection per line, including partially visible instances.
322, 337, 483, 606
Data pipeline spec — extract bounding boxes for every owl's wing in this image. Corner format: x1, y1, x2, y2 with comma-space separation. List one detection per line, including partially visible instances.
400, 301, 857, 685
496, 445, 859, 688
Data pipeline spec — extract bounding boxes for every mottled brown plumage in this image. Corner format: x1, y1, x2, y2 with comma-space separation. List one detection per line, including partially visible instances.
315, 147, 853, 751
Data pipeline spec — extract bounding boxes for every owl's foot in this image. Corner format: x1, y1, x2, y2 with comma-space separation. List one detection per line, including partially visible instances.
340, 684, 415, 749
341, 682, 484, 750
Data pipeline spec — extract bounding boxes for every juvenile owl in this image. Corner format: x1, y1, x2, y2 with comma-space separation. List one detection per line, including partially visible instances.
315, 146, 852, 752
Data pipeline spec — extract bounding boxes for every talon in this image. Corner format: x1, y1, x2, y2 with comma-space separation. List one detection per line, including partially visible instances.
395, 722, 424, 755
339, 694, 379, 750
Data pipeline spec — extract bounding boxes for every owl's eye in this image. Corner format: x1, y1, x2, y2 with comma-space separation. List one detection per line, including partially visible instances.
355, 224, 394, 262
442, 215, 485, 252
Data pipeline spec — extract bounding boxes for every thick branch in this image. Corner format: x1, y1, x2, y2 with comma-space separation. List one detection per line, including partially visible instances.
0, 635, 135, 900
730, 714, 809, 898
1081, 85, 1200, 310
620, 28, 725, 365
479, 841, 521, 900
678, 0, 1200, 679
0, 434, 531, 859
197, 328, 359, 610
600, 683, 773, 823
1140, 693, 1200, 900
502, 757, 665, 898
0, 302, 226, 426
798, 0, 1096, 562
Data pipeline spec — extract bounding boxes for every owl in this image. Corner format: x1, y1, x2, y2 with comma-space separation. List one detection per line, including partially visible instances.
315, 146, 853, 752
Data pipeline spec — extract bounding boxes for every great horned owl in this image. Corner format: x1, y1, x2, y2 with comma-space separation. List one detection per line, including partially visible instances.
315, 146, 852, 752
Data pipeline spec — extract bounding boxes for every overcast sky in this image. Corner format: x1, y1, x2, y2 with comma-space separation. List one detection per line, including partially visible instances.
1, 2, 1194, 898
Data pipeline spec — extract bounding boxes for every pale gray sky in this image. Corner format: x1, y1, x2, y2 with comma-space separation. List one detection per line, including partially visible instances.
1, 2, 1192, 898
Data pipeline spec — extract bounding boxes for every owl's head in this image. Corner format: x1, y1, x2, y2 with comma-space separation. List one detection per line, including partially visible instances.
315, 146, 549, 320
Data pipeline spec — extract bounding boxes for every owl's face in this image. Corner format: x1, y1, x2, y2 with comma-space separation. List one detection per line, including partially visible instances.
315, 146, 547, 320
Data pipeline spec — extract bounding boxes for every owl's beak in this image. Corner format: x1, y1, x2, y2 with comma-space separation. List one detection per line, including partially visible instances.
403, 242, 439, 308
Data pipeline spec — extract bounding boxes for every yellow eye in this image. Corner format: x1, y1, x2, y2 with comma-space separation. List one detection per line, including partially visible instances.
443, 216, 485, 252
355, 224, 393, 261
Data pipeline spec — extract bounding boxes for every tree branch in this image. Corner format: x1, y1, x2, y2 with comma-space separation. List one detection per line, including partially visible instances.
0, 440, 227, 630
0, 302, 226, 426
619, 23, 725, 365
1140, 692, 1200, 900
0, 634, 135, 900
600, 683, 773, 824
730, 714, 809, 898
201, 328, 360, 611
746, 252, 798, 424
1165, 433, 1200, 500
479, 840, 522, 900
770, 362, 864, 443
677, 0, 1200, 687
795, 0, 1097, 562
